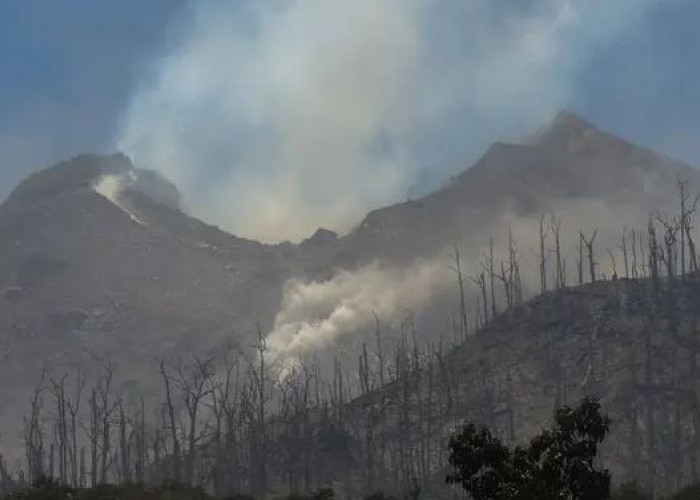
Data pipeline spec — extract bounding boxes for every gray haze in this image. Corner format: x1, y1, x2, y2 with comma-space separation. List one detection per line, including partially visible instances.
118, 0, 658, 242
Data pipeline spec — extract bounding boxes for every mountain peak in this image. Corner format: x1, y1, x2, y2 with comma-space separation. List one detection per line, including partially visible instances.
6, 153, 134, 205
529, 110, 600, 152
551, 109, 596, 131
301, 227, 338, 248
6, 153, 182, 211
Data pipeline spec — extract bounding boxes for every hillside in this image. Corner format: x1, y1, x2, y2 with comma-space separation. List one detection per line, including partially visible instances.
271, 275, 700, 498
0, 110, 699, 485
0, 154, 292, 442
331, 111, 700, 267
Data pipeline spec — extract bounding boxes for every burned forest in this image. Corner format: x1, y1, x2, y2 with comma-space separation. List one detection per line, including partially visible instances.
2, 6, 700, 494
0, 173, 699, 499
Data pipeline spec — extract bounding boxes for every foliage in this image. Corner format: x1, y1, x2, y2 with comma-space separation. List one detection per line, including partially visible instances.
5, 479, 213, 500
610, 482, 650, 500
6, 477, 73, 500
222, 494, 256, 500
2, 480, 342, 500
285, 488, 335, 500
669, 482, 700, 500
363, 492, 396, 500
446, 397, 611, 500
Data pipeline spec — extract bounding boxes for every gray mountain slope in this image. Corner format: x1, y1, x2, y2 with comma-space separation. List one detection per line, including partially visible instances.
0, 111, 698, 456
0, 154, 291, 447
332, 111, 700, 267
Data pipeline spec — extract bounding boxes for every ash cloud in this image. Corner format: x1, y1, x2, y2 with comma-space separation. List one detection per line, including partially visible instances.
265, 259, 450, 368
117, 0, 658, 243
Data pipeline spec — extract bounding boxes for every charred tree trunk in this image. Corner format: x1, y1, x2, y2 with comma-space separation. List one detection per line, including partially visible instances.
160, 361, 181, 483
582, 229, 598, 283
551, 215, 563, 289
539, 214, 547, 293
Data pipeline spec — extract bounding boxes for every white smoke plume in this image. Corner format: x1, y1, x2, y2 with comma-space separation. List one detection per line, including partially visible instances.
93, 173, 146, 225
118, 0, 658, 243
94, 173, 130, 204
265, 260, 450, 367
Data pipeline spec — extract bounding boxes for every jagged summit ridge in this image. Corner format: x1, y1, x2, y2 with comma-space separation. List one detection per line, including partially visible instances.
0, 109, 698, 472
528, 109, 600, 151
6, 153, 182, 212
6, 153, 132, 204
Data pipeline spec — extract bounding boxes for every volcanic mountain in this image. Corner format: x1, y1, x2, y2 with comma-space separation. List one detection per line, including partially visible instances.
0, 153, 293, 437
0, 110, 698, 456
331, 111, 700, 266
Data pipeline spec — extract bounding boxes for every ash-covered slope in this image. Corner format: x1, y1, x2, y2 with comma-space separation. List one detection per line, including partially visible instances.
331, 111, 700, 266
318, 276, 700, 497
0, 110, 698, 462
3, 111, 693, 364
0, 154, 291, 440
0, 154, 286, 342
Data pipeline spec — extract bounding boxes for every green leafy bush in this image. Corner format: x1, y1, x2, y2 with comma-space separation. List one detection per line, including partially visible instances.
610, 482, 650, 500
447, 397, 611, 500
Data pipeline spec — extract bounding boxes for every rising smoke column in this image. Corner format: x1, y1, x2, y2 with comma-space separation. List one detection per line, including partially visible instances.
117, 0, 663, 242
265, 260, 450, 368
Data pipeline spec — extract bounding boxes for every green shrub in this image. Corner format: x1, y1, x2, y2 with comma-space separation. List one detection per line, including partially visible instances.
5, 480, 214, 500
363, 492, 396, 500
610, 482, 650, 500
669, 482, 700, 500
284, 488, 334, 500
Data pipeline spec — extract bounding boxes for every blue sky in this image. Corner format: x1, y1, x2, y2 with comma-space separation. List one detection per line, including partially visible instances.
0, 0, 185, 197
571, 0, 700, 162
1, 1, 699, 240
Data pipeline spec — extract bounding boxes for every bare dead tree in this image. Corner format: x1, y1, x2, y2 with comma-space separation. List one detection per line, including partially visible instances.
581, 229, 598, 282
79, 447, 85, 488
65, 368, 84, 488
88, 388, 98, 487
539, 214, 548, 293
678, 178, 700, 275
621, 227, 630, 279
223, 354, 245, 494
648, 218, 660, 297
48, 374, 68, 484
208, 347, 240, 496
498, 260, 512, 309
468, 272, 489, 326
134, 395, 146, 484
550, 215, 563, 289
49, 443, 54, 481
479, 272, 489, 324
656, 213, 680, 280
97, 361, 117, 485
514, 261, 523, 304
159, 360, 181, 483
578, 232, 584, 285
249, 328, 270, 494
373, 312, 386, 388
639, 228, 648, 278
493, 232, 521, 310
489, 238, 496, 317
117, 401, 130, 484
608, 249, 618, 279
507, 228, 521, 303
451, 247, 469, 340
632, 227, 639, 278
0, 450, 9, 496
680, 178, 687, 277
24, 373, 46, 484
359, 342, 369, 396
561, 258, 567, 287
173, 355, 215, 486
